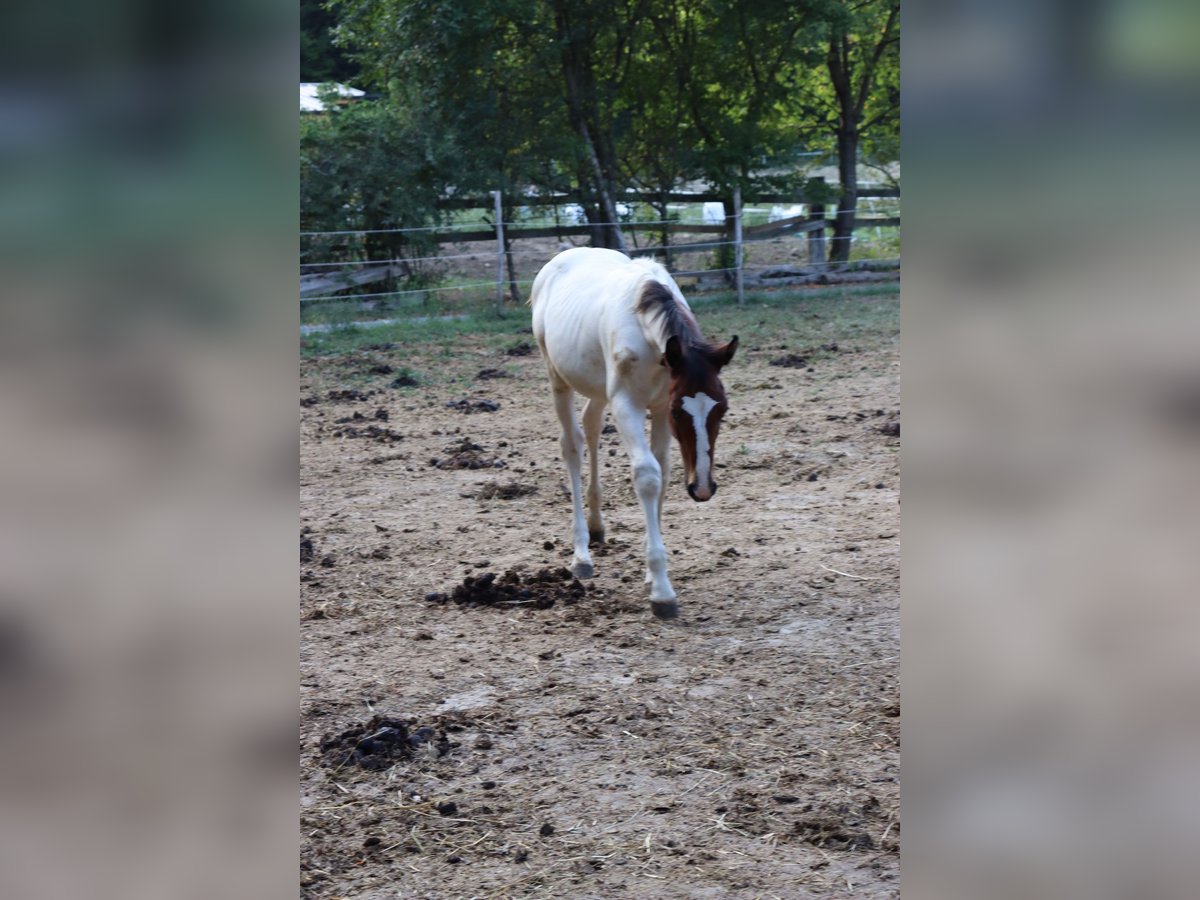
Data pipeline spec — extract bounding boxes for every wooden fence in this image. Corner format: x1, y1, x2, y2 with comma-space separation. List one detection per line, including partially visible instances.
301, 180, 899, 306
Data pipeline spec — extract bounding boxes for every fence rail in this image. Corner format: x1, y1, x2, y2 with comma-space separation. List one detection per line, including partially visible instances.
300, 263, 408, 299
361, 216, 895, 247
301, 178, 898, 306
433, 186, 898, 209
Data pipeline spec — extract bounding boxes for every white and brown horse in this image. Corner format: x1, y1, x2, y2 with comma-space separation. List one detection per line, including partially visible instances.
531, 247, 737, 619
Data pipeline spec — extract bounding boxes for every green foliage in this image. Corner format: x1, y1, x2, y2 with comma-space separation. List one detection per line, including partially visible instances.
300, 96, 456, 269
802, 176, 838, 206
311, 0, 900, 243
301, 0, 359, 83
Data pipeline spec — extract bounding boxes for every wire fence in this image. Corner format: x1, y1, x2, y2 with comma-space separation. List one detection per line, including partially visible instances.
300, 256, 901, 304
300, 251, 486, 269
301, 281, 514, 304
300, 192, 899, 309
301, 235, 889, 271
299, 234, 891, 272
299, 206, 897, 239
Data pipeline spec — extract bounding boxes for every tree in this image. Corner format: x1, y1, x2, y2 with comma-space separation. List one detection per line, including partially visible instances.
549, 0, 659, 251
302, 0, 360, 83
677, 1, 817, 190
332, 0, 578, 298
312, 0, 901, 273
808, 0, 899, 262
633, 1, 827, 271
300, 94, 455, 286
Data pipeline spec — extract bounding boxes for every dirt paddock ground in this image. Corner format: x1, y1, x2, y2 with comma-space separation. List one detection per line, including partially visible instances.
301, 288, 899, 898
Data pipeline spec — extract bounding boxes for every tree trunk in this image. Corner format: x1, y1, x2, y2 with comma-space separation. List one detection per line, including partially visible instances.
504, 238, 521, 303
579, 199, 603, 248
720, 196, 737, 282
553, 1, 627, 254
831, 126, 858, 264
658, 191, 672, 268
364, 215, 404, 296
578, 118, 627, 253
824, 0, 899, 267
501, 199, 522, 303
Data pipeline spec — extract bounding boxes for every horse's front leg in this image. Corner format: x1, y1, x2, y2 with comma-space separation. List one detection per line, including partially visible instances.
649, 406, 671, 530
610, 395, 677, 618
552, 384, 594, 579
643, 407, 672, 589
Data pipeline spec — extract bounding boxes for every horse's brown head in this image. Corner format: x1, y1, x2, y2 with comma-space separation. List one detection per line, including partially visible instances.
663, 334, 738, 502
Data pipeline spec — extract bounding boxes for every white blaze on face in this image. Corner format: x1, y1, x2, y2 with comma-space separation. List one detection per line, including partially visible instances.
681, 391, 718, 485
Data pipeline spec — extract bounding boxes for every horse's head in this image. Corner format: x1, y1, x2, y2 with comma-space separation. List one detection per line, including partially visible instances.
663, 334, 738, 502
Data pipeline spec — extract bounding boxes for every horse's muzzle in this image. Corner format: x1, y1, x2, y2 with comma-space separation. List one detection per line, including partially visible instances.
687, 481, 717, 502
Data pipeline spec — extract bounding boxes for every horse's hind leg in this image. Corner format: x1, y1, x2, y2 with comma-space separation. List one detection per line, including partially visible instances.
582, 398, 606, 546
551, 379, 594, 579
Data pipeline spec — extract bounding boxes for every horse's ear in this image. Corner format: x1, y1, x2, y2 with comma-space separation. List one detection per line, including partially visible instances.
714, 335, 738, 369
663, 335, 686, 371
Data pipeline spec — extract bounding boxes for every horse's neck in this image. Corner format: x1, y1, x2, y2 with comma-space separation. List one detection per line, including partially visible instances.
635, 298, 701, 355
635, 311, 671, 356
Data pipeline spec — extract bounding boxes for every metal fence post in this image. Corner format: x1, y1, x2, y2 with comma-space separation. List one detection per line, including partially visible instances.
733, 186, 745, 306
493, 190, 505, 312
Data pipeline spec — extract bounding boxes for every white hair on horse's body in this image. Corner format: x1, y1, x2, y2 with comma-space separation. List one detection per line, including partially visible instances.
531, 248, 737, 619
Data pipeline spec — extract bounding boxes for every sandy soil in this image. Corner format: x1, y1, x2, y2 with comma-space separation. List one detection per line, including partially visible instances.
300, 294, 899, 898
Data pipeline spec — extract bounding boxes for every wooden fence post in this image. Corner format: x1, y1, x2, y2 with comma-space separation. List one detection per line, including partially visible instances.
493, 190, 506, 312
733, 186, 745, 306
807, 203, 827, 268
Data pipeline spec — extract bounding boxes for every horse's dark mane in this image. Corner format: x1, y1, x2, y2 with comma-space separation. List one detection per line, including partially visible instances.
635, 279, 709, 353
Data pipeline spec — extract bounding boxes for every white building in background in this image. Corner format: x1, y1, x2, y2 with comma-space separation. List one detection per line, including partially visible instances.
702, 201, 726, 224
768, 204, 804, 222
301, 83, 365, 113
525, 202, 632, 225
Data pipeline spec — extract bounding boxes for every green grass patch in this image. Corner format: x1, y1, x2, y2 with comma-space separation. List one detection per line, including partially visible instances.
301, 306, 529, 359
691, 285, 898, 350
300, 282, 499, 327
301, 283, 897, 361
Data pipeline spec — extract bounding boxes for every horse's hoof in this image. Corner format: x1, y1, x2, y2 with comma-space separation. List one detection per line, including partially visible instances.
650, 601, 679, 620
572, 561, 594, 579
588, 529, 605, 547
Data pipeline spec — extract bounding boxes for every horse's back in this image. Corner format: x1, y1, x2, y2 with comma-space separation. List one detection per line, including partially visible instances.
532, 248, 664, 400
531, 247, 636, 307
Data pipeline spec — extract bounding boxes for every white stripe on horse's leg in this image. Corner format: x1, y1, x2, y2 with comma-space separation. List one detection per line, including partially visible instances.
552, 385, 593, 578
610, 395, 676, 613
647, 408, 671, 582
582, 398, 606, 545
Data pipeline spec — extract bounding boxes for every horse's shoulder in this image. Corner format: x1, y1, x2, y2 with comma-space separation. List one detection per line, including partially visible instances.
611, 346, 641, 375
